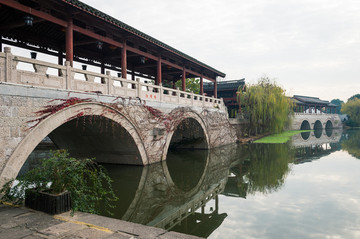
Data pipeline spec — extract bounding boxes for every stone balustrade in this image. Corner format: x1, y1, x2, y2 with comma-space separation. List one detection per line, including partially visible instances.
0, 47, 225, 110
294, 112, 338, 116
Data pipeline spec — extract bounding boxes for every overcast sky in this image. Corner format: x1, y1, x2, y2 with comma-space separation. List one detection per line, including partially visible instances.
81, 1, 358, 101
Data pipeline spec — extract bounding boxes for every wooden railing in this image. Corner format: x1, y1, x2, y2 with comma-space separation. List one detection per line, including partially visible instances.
0, 47, 225, 110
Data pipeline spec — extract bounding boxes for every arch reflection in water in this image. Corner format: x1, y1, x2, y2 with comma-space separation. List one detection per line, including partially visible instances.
292, 129, 342, 148
165, 150, 208, 192
325, 127, 333, 137
301, 131, 310, 140
314, 128, 323, 138
99, 145, 238, 238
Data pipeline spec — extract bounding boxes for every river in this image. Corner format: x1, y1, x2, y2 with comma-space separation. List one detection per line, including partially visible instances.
100, 128, 360, 239
19, 128, 360, 238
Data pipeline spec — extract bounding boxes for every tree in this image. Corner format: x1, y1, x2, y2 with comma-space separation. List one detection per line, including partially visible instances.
341, 98, 360, 126
341, 130, 360, 159
175, 78, 200, 94
330, 99, 344, 114
348, 94, 360, 102
239, 77, 293, 135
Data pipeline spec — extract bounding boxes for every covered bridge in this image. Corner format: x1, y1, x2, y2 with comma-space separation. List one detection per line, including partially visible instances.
0, 0, 225, 96
291, 95, 337, 114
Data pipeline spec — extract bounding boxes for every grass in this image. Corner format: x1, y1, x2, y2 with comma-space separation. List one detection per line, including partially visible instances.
254, 130, 311, 144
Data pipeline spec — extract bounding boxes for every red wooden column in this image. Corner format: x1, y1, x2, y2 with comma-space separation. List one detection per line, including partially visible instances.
157, 55, 162, 85
213, 78, 217, 98
182, 67, 186, 91
121, 41, 127, 79
66, 18, 73, 66
200, 75, 204, 95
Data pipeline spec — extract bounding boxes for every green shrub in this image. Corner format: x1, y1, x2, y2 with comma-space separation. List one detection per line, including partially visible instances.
0, 150, 118, 215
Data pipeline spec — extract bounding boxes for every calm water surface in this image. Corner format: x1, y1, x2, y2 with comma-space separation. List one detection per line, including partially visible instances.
101, 128, 360, 239
21, 129, 360, 238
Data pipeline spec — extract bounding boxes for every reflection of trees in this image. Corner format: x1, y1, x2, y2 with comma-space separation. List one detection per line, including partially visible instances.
246, 143, 294, 194
342, 130, 360, 159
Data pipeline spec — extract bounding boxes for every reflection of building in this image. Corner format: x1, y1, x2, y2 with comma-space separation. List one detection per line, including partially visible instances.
222, 160, 250, 199
171, 195, 228, 238
291, 129, 343, 164
291, 95, 337, 114
294, 143, 340, 164
204, 79, 245, 118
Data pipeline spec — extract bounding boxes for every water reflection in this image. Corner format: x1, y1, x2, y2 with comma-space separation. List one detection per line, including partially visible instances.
20, 128, 360, 238
314, 128, 322, 138
341, 129, 360, 159
301, 131, 310, 140
224, 143, 294, 198
99, 145, 239, 237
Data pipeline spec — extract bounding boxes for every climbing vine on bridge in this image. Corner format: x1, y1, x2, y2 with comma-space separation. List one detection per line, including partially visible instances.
26, 96, 195, 139
26, 97, 93, 130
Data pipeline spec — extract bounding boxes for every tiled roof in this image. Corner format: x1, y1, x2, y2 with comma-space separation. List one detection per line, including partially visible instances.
62, 0, 225, 77
204, 79, 245, 91
293, 95, 330, 105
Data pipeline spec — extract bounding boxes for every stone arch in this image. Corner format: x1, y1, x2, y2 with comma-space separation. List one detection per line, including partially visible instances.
314, 120, 323, 130
300, 120, 311, 130
161, 111, 210, 160
325, 120, 333, 130
0, 103, 148, 184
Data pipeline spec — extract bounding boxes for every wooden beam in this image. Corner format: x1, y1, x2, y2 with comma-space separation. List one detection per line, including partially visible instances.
73, 40, 98, 47
0, 0, 67, 27
134, 63, 157, 69
0, 19, 45, 30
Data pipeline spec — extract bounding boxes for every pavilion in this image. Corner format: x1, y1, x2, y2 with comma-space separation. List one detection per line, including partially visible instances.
291, 95, 337, 114
204, 79, 245, 117
0, 0, 225, 97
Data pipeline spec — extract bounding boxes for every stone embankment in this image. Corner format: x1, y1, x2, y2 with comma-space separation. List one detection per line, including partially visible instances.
0, 203, 203, 239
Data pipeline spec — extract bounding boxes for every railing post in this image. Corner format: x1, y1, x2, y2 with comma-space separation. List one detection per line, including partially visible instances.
4, 47, 12, 82
159, 83, 163, 102
177, 87, 180, 104
191, 91, 194, 106
65, 61, 72, 90
106, 71, 111, 95
136, 78, 141, 98
202, 95, 205, 107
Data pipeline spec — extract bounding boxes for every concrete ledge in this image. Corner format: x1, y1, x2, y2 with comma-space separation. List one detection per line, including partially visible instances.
0, 204, 204, 239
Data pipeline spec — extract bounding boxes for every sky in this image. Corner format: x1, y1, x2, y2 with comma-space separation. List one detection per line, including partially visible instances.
78, 0, 360, 102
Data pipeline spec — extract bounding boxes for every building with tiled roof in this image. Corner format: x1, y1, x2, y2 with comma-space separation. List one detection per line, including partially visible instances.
291, 95, 336, 114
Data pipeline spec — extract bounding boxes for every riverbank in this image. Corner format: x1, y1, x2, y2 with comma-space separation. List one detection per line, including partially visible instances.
0, 203, 203, 239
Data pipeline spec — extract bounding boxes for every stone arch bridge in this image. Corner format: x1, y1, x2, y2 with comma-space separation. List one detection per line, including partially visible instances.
290, 113, 342, 131
0, 50, 236, 187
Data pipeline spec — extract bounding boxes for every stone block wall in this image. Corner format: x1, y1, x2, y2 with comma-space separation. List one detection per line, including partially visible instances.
0, 83, 237, 187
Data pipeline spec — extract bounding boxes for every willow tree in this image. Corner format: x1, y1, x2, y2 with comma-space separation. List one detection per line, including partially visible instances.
239, 77, 293, 135
342, 98, 360, 126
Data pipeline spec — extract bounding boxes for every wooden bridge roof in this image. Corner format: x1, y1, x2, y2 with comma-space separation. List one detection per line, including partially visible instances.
203, 79, 245, 91
293, 95, 333, 106
0, 0, 225, 82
